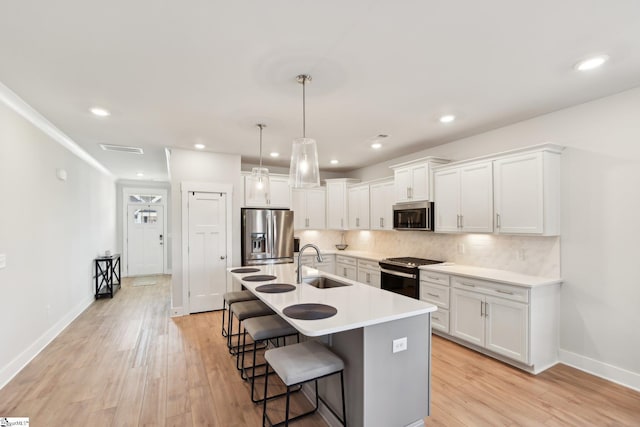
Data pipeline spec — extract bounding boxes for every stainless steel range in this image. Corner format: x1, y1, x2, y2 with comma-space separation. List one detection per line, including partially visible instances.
378, 257, 442, 299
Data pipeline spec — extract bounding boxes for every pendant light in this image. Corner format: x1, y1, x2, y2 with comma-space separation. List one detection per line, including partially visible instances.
289, 74, 320, 188
248, 123, 270, 202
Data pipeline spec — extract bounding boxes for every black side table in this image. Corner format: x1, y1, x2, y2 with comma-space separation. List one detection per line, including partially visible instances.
94, 254, 121, 298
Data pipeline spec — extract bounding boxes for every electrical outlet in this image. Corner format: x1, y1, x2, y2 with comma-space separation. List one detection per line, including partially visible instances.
0, 254, 6, 269
392, 337, 408, 353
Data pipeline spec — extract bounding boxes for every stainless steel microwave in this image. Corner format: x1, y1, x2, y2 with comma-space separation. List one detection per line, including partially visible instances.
392, 201, 434, 231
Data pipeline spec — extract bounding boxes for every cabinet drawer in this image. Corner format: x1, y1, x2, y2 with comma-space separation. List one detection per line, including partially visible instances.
420, 282, 450, 309
431, 308, 449, 334
420, 270, 450, 286
336, 255, 357, 266
452, 276, 529, 303
357, 259, 380, 271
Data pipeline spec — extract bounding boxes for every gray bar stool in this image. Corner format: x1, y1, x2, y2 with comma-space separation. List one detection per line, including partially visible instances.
222, 290, 257, 338
240, 314, 300, 403
228, 299, 274, 354
263, 340, 347, 427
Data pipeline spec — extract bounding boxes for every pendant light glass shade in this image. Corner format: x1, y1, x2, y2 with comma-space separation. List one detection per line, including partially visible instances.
248, 124, 271, 202
289, 137, 320, 188
289, 74, 320, 188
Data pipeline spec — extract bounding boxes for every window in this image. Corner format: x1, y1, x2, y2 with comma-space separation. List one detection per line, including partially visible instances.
133, 209, 158, 224
128, 194, 163, 204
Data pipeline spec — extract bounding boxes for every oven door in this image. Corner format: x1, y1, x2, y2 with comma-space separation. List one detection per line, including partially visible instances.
380, 268, 419, 299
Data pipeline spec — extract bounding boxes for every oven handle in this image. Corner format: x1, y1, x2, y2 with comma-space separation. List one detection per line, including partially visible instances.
380, 268, 416, 279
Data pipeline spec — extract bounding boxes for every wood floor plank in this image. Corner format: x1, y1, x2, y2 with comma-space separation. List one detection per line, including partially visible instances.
1, 275, 639, 427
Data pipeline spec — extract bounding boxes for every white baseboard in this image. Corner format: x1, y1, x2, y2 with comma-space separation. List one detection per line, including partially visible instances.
559, 349, 640, 392
0, 295, 94, 389
170, 306, 184, 317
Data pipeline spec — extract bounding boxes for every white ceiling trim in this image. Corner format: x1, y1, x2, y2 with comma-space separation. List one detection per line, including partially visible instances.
0, 80, 113, 177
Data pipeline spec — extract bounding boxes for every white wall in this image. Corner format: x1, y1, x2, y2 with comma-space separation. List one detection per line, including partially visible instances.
0, 100, 116, 388
169, 149, 242, 312
348, 87, 640, 387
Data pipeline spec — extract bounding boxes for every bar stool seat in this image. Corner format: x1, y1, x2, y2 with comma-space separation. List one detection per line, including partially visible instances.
228, 300, 274, 353
263, 341, 347, 426
222, 290, 258, 337
241, 315, 300, 402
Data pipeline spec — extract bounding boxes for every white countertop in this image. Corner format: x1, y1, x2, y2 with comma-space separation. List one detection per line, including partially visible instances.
295, 249, 389, 262
419, 263, 562, 288
229, 263, 436, 337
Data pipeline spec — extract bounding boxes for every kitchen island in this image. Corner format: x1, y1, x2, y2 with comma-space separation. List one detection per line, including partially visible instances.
229, 263, 437, 427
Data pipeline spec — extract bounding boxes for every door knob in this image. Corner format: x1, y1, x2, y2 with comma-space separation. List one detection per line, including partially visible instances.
220, 256, 226, 260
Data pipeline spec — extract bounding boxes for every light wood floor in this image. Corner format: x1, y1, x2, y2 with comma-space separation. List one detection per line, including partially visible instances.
1, 275, 639, 426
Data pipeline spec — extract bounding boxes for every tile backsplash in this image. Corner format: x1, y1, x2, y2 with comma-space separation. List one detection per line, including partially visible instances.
296, 229, 560, 278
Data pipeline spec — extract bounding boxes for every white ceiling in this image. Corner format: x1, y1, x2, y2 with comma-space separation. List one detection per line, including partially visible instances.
1, 1, 640, 181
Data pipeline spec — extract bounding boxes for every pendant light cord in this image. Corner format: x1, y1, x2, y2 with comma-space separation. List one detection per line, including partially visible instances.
302, 77, 306, 138
257, 123, 265, 168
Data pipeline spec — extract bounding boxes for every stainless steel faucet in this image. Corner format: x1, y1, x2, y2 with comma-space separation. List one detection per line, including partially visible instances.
297, 244, 323, 284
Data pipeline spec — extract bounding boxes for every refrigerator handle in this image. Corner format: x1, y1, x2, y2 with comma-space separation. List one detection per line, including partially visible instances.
269, 211, 276, 257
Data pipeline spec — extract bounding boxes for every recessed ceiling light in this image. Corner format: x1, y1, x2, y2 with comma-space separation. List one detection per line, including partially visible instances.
574, 55, 609, 71
136, 172, 144, 177
439, 114, 456, 123
90, 107, 110, 117
330, 159, 339, 165
194, 143, 205, 150
371, 142, 382, 149
270, 152, 279, 158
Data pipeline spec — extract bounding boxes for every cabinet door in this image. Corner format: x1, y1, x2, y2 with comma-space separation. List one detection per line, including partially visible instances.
485, 296, 529, 363
410, 164, 429, 201
460, 162, 493, 233
268, 176, 291, 208
494, 152, 543, 234
357, 267, 380, 288
306, 188, 326, 229
349, 186, 370, 229
291, 189, 307, 230
394, 167, 412, 202
370, 181, 394, 230
434, 169, 460, 232
337, 263, 357, 281
451, 288, 484, 347
326, 182, 347, 229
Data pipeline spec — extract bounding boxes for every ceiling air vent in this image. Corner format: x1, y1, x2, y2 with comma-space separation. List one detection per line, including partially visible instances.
99, 144, 144, 154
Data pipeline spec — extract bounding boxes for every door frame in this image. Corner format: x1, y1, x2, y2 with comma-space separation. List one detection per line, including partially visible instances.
122, 187, 168, 277
181, 181, 233, 315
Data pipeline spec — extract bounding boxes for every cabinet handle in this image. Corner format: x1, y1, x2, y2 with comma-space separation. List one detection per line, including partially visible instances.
460, 215, 464, 228
495, 289, 514, 295
427, 292, 439, 298
366, 272, 371, 283
341, 218, 344, 228
343, 267, 347, 276
457, 214, 460, 228
380, 217, 384, 228
305, 218, 309, 228
406, 187, 410, 199
427, 275, 440, 281
460, 282, 475, 287
480, 301, 484, 317
432, 315, 440, 321
496, 213, 501, 228
356, 217, 360, 227
484, 302, 489, 318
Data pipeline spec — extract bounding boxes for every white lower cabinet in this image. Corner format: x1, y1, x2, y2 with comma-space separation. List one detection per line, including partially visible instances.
451, 278, 529, 364
423, 268, 560, 374
336, 255, 357, 281
420, 270, 450, 333
357, 259, 380, 288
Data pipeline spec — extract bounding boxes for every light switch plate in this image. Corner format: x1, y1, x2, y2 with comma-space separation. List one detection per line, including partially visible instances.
0, 254, 6, 269
392, 337, 407, 353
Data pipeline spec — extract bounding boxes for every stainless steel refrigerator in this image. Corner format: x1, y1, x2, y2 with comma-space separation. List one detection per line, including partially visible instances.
241, 208, 294, 266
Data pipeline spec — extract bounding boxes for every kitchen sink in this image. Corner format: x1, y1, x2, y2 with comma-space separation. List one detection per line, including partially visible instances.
302, 276, 352, 289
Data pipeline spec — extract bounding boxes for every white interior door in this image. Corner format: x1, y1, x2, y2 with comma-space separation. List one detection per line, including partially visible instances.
188, 191, 227, 313
127, 204, 164, 276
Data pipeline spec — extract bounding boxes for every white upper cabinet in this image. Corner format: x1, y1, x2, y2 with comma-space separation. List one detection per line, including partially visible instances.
291, 187, 326, 230
326, 178, 359, 230
348, 184, 370, 229
244, 174, 290, 208
370, 179, 394, 230
434, 162, 494, 233
494, 148, 561, 235
391, 157, 449, 203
